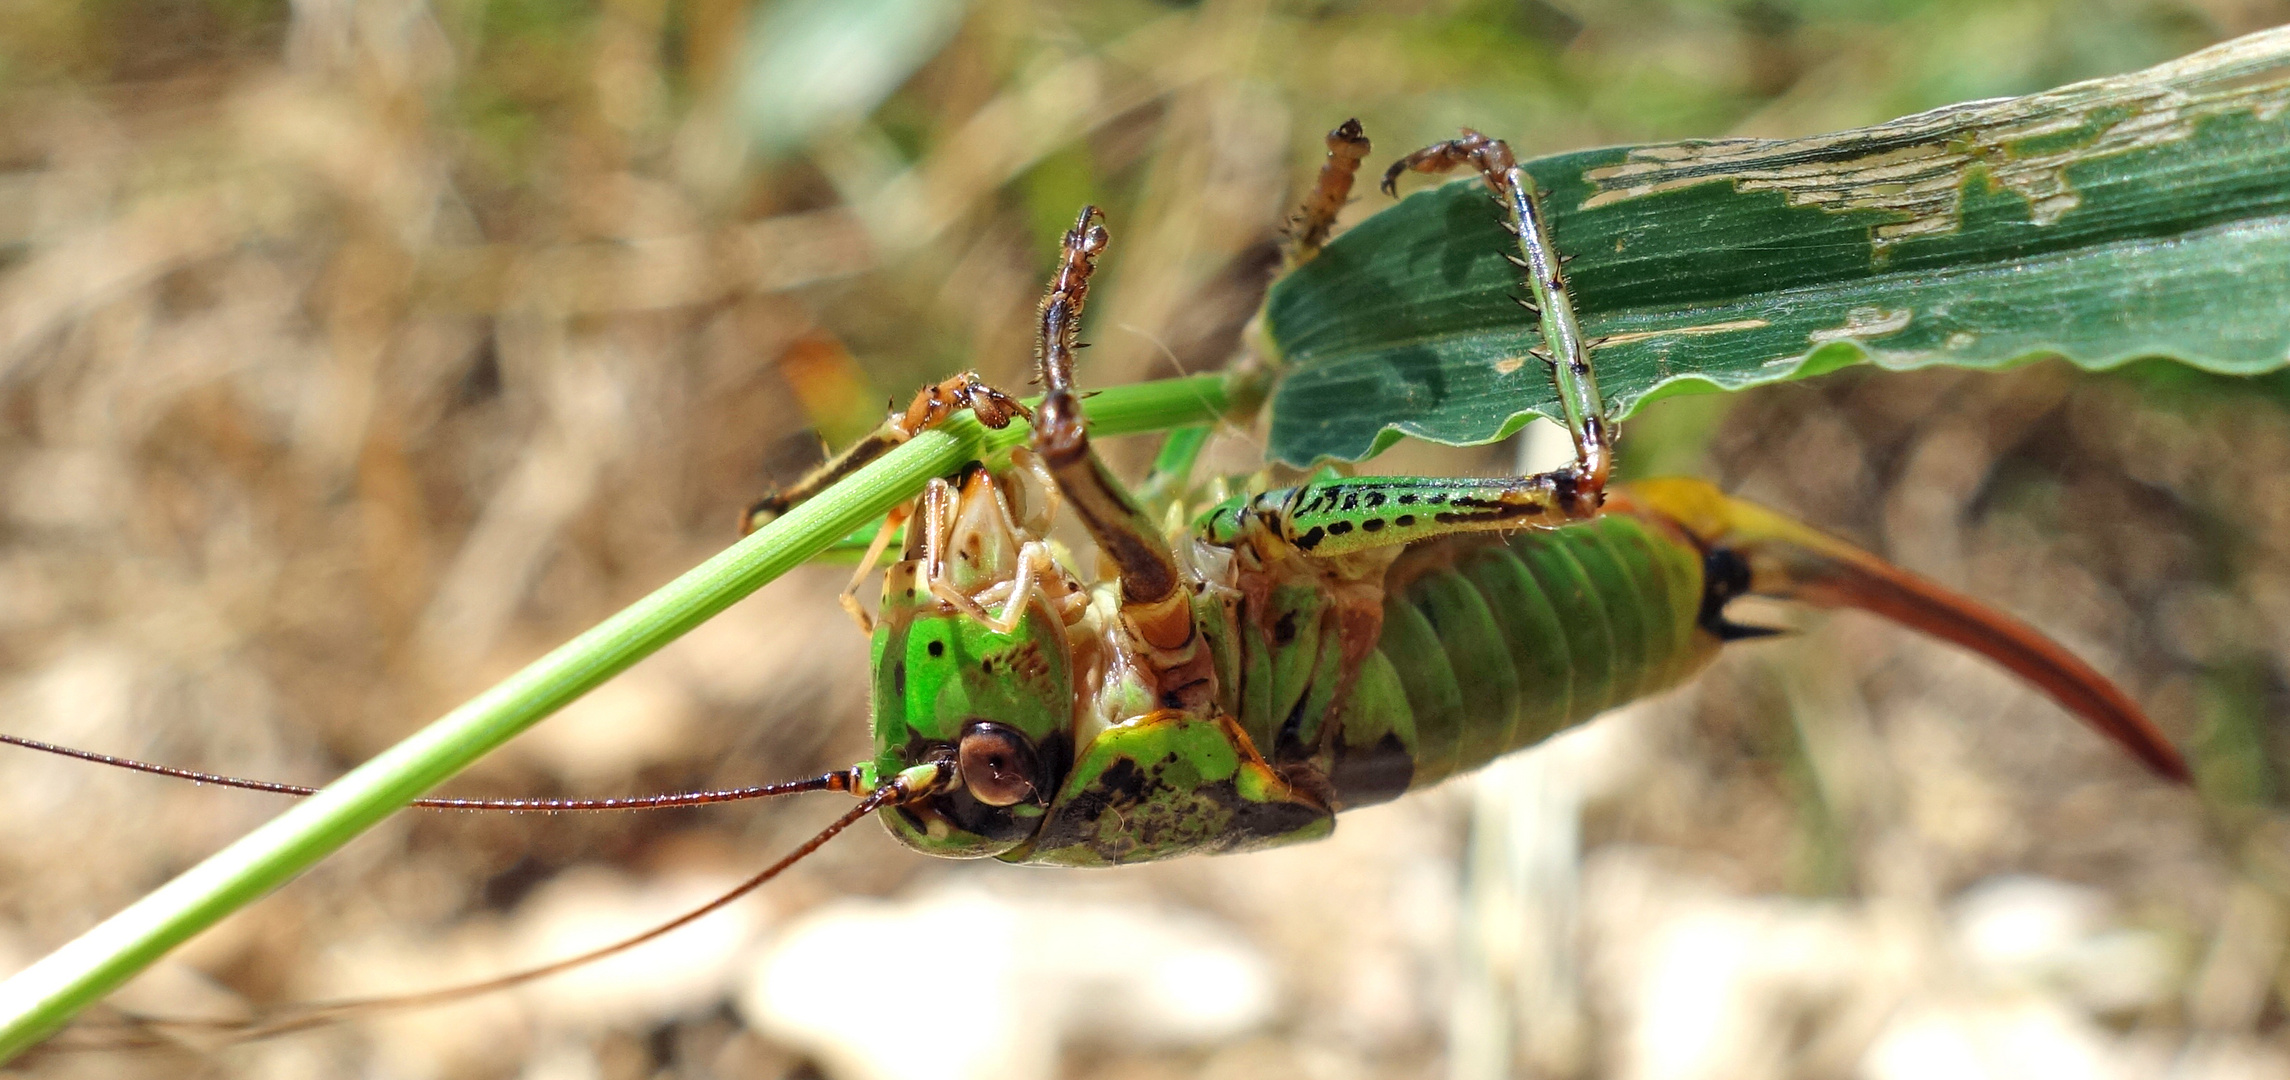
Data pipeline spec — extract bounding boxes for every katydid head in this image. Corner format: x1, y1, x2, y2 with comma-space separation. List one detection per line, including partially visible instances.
865, 471, 1080, 858
867, 564, 1076, 856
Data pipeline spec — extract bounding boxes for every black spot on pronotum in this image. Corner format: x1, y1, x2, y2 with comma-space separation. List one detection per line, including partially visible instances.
1273, 611, 1300, 646
927, 639, 946, 658
892, 660, 906, 697
1098, 758, 1151, 802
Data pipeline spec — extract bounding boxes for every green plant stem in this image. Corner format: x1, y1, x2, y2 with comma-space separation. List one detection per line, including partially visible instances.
0, 373, 1231, 1062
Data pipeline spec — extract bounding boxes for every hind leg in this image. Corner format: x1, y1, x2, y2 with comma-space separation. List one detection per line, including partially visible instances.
1384, 130, 1610, 518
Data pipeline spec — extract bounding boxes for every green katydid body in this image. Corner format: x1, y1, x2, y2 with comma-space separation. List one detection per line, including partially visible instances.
862, 465, 2184, 868
864, 465, 1684, 866
856, 124, 2187, 869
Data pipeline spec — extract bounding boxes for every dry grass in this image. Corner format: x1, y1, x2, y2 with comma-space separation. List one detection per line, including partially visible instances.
0, 0, 2285, 1077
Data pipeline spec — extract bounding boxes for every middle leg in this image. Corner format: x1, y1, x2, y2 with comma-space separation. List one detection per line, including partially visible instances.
1027, 206, 1217, 712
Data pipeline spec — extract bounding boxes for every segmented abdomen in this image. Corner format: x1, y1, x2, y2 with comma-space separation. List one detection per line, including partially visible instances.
1316, 512, 1717, 806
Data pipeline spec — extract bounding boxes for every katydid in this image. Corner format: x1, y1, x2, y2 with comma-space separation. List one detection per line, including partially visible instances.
1, 122, 2187, 1045
812, 131, 2184, 869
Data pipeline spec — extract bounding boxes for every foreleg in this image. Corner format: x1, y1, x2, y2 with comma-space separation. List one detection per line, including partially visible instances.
742, 372, 1029, 534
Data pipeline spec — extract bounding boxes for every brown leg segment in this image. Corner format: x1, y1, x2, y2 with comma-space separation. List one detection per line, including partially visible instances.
742, 372, 1029, 534
1379, 127, 1517, 197
1028, 207, 1215, 709
1286, 118, 1372, 266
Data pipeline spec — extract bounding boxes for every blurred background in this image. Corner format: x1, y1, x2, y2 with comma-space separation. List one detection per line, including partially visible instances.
1, 0, 2286, 1077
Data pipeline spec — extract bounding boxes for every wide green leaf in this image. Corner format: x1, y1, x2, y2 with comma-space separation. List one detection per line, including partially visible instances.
1262, 27, 2290, 465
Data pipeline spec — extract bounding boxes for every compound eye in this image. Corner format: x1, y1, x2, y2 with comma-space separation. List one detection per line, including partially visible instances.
956, 723, 1041, 807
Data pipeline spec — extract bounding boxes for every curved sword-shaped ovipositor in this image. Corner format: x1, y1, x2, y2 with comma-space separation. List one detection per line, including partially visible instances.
1617, 477, 2190, 783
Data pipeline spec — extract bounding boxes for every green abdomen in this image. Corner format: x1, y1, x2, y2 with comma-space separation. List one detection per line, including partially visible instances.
1314, 513, 1718, 807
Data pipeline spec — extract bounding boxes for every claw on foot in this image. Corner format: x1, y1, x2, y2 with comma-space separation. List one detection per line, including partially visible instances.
900, 372, 1030, 433
739, 371, 1030, 536
1380, 128, 1519, 197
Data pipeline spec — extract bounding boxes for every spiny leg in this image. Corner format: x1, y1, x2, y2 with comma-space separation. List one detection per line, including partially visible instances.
965, 541, 1072, 634
915, 476, 971, 613
749, 371, 1028, 631
1286, 118, 1372, 266
1031, 206, 1176, 607
1198, 475, 1600, 557
1029, 206, 1216, 710
1384, 129, 1610, 518
1197, 130, 1618, 560
741, 371, 1029, 534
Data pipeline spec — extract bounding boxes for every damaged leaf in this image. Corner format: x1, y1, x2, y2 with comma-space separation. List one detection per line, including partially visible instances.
1263, 27, 2290, 464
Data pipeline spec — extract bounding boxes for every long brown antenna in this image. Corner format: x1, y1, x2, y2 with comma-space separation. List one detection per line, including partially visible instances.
47, 767, 931, 1053
0, 733, 854, 812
